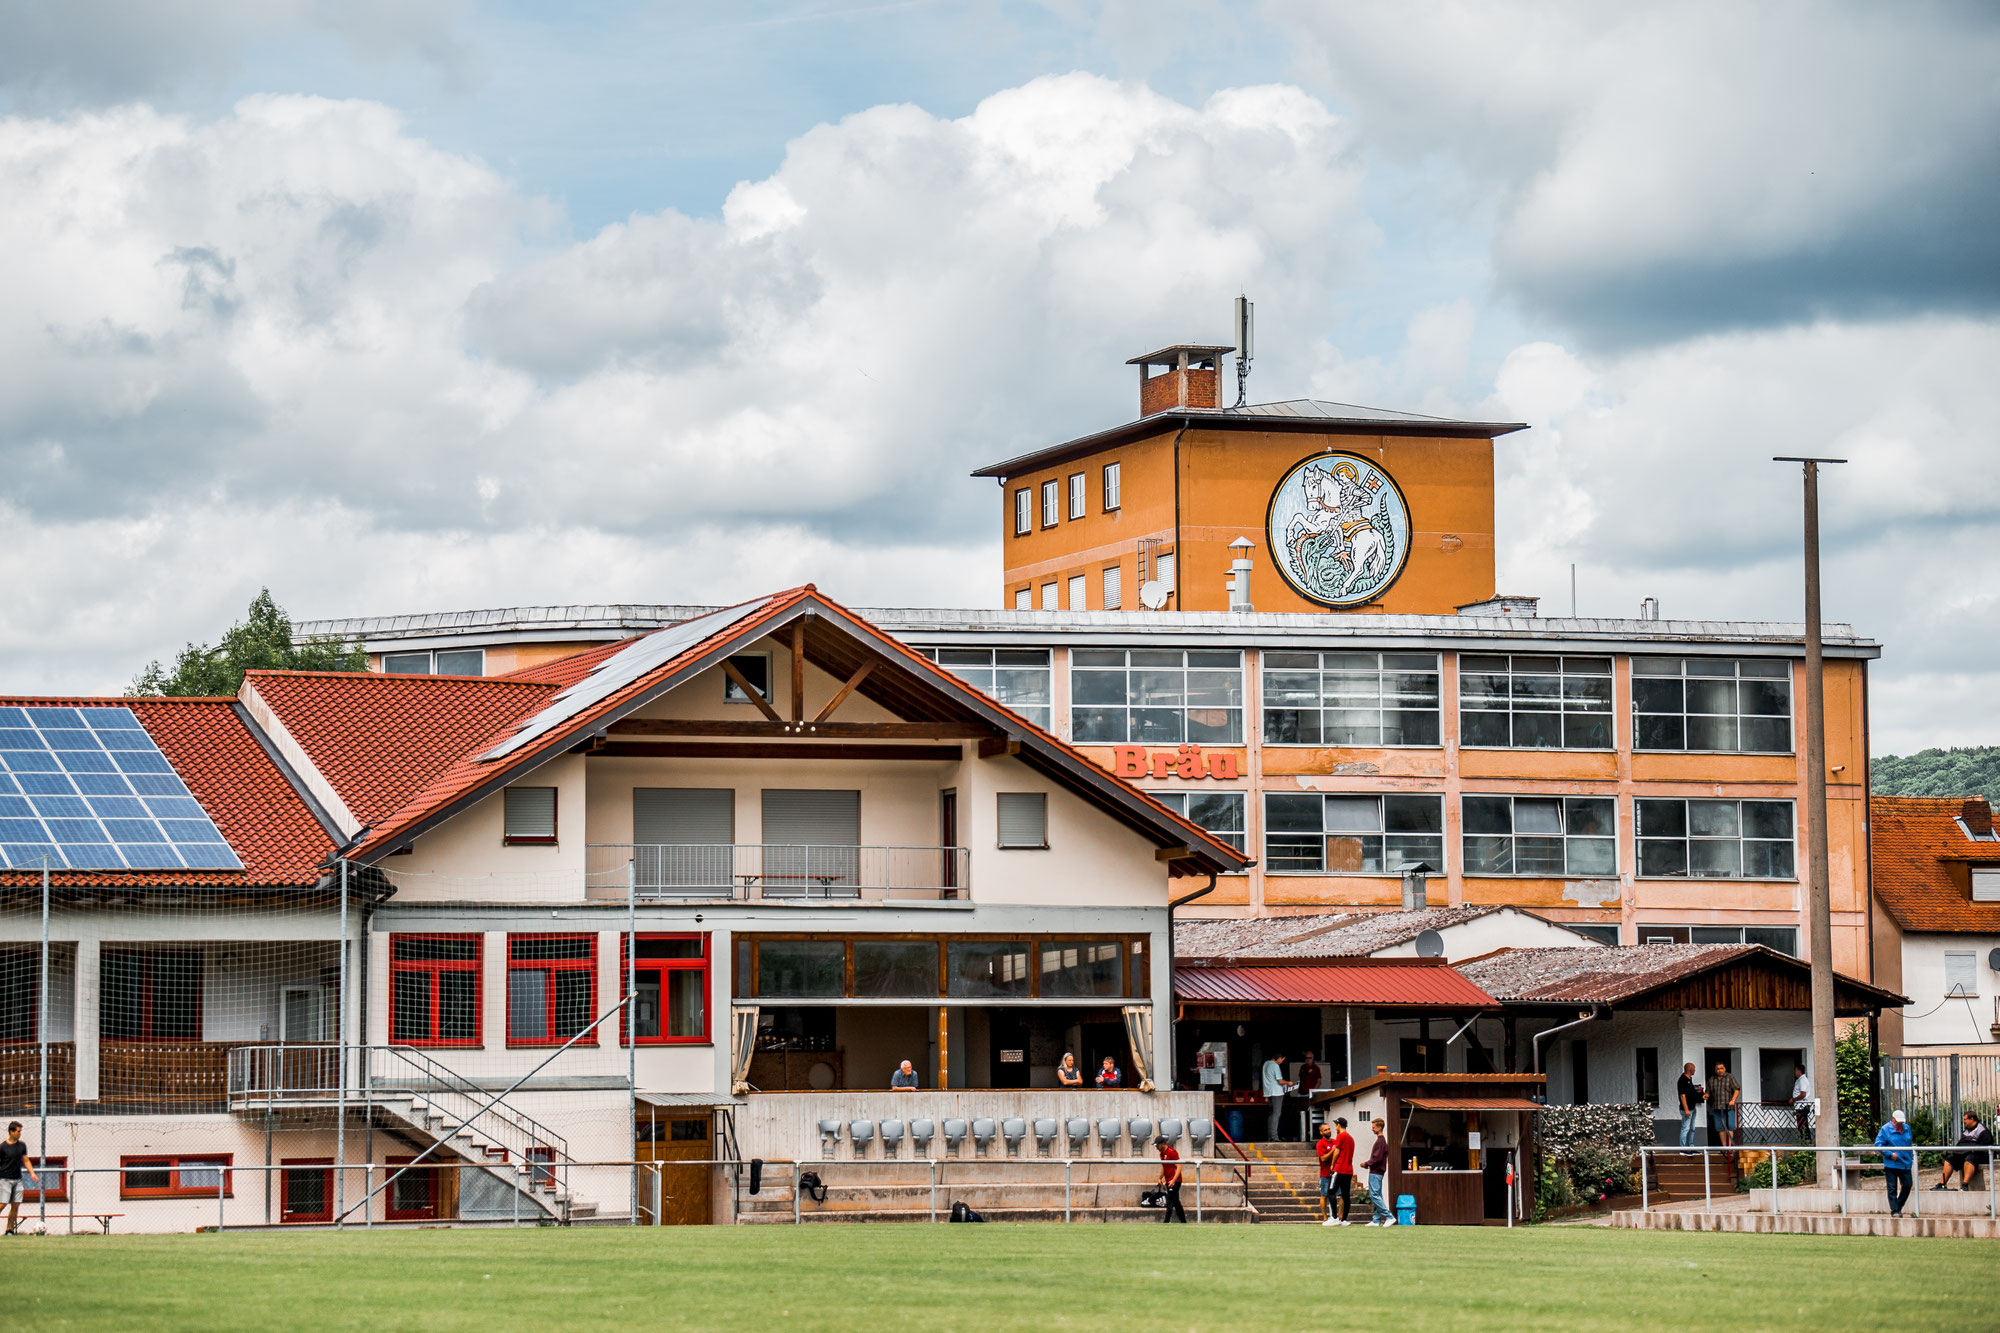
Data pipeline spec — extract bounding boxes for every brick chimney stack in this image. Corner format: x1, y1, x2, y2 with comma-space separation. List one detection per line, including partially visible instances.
1129, 344, 1234, 416
1961, 797, 1994, 837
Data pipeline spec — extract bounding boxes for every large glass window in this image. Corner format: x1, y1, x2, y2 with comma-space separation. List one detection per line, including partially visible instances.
1632, 658, 1792, 753
507, 934, 595, 1046
1462, 796, 1617, 876
1153, 790, 1247, 855
1635, 799, 1796, 879
851, 941, 939, 997
948, 941, 1033, 998
1039, 942, 1122, 998
1071, 649, 1243, 744
1014, 489, 1031, 536
628, 935, 708, 1044
1459, 655, 1613, 750
1262, 652, 1440, 746
391, 935, 480, 1045
1263, 793, 1444, 874
755, 939, 844, 998
1636, 924, 1799, 956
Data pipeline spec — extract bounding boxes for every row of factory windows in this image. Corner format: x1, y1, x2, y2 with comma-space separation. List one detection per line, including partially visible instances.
916, 648, 1794, 755
1012, 464, 1122, 535
1149, 790, 1797, 882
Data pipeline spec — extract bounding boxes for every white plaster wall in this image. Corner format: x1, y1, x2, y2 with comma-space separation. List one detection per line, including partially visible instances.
961, 753, 1169, 908
391, 752, 588, 899
1900, 933, 2000, 1048
583, 754, 952, 851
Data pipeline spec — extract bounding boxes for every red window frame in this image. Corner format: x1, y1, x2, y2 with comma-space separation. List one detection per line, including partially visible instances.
385, 1155, 440, 1221
506, 934, 598, 1048
390, 933, 482, 1048
623, 933, 711, 1046
119, 1154, 232, 1199
280, 1157, 332, 1224
23, 1156, 66, 1202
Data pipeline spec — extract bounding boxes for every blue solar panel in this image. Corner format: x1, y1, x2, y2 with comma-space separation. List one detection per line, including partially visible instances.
0, 707, 239, 872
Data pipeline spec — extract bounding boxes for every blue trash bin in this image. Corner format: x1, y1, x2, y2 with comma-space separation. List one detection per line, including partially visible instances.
1395, 1194, 1417, 1227
1224, 1109, 1246, 1143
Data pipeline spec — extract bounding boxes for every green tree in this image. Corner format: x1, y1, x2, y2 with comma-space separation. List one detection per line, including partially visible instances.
128, 589, 366, 697
1836, 1022, 1874, 1143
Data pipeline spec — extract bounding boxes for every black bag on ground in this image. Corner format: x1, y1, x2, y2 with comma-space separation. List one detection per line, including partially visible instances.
949, 1200, 985, 1223
749, 1159, 763, 1195
1138, 1188, 1165, 1208
798, 1171, 828, 1203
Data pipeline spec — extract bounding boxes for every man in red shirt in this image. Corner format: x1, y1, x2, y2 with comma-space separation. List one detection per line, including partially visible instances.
1154, 1135, 1187, 1222
1314, 1121, 1337, 1222
1322, 1116, 1356, 1226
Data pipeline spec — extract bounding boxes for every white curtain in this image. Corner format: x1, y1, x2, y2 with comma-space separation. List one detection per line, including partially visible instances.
1121, 1005, 1155, 1092
730, 1005, 759, 1095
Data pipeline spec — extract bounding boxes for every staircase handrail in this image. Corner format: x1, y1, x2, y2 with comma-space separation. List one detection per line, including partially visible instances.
370, 1044, 572, 1166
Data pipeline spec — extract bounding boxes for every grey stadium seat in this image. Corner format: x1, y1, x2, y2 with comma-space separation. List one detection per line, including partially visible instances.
972, 1118, 998, 1153
880, 1119, 905, 1155
849, 1120, 875, 1155
911, 1119, 936, 1153
1097, 1117, 1124, 1153
942, 1119, 968, 1154
1033, 1119, 1059, 1155
1065, 1118, 1093, 1152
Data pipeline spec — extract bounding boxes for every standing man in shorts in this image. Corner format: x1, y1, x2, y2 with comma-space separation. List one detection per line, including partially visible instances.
1, 1122, 41, 1235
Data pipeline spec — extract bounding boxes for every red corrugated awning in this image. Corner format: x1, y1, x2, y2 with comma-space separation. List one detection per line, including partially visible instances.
1404, 1097, 1543, 1111
1174, 962, 1498, 1008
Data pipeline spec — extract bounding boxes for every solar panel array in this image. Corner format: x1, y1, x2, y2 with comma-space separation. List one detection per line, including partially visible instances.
0, 706, 241, 871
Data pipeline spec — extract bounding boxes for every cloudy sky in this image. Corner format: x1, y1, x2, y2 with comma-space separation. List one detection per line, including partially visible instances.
0, 1, 1994, 755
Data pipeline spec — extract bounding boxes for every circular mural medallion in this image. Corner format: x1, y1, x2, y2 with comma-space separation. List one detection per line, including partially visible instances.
1266, 452, 1412, 607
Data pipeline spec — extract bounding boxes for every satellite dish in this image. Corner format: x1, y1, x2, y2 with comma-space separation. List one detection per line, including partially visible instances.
1414, 929, 1445, 959
1139, 581, 1170, 610
1988, 948, 2000, 971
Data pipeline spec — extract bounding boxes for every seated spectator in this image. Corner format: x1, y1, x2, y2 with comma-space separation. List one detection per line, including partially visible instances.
1936, 1112, 1994, 1191
1095, 1056, 1122, 1088
890, 1059, 919, 1091
1056, 1053, 1084, 1087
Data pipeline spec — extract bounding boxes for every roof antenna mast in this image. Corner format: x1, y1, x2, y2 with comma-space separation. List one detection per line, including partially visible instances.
1233, 295, 1254, 408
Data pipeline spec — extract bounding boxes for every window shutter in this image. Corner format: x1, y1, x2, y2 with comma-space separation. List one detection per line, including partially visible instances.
1157, 552, 1176, 590
996, 792, 1047, 849
503, 786, 557, 841
1041, 583, 1057, 611
1946, 953, 1977, 997
1015, 587, 1031, 611
762, 790, 861, 846
1067, 575, 1086, 611
634, 789, 734, 844
1102, 565, 1122, 610
1973, 870, 2000, 903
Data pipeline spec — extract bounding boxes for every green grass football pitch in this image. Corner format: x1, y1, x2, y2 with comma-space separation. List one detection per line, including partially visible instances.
6, 1224, 1994, 1331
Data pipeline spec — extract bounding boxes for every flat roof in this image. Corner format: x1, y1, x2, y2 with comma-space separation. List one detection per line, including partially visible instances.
971, 399, 1528, 479
299, 604, 1879, 660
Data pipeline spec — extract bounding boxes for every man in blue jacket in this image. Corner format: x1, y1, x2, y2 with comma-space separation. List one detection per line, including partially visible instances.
1875, 1109, 1915, 1217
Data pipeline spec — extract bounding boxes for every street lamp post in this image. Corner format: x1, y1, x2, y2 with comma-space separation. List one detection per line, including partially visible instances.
1775, 454, 1846, 1181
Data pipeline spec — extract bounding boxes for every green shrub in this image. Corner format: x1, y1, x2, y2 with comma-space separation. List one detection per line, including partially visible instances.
1736, 1150, 1819, 1192
1532, 1153, 1574, 1220
1566, 1141, 1637, 1204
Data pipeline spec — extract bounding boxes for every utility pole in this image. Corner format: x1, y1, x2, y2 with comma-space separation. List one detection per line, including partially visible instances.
1775, 454, 1846, 1180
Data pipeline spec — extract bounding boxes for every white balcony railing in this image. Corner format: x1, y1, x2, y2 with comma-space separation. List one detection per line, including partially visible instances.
587, 844, 970, 903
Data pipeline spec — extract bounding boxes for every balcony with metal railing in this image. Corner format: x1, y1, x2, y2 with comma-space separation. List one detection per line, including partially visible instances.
586, 844, 971, 904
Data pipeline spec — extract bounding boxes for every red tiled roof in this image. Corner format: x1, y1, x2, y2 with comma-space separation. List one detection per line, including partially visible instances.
1174, 959, 1498, 1008
246, 671, 555, 828
1871, 796, 2000, 933
0, 697, 332, 886
350, 590, 811, 857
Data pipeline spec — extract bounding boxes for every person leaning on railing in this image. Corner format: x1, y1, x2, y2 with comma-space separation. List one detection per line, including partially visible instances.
1934, 1112, 1994, 1192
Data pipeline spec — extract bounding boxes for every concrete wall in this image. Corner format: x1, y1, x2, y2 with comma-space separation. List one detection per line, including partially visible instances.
735, 1088, 1215, 1161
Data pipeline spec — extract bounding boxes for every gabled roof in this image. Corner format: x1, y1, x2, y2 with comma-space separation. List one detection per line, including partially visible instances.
0, 697, 333, 887
1455, 944, 1906, 1014
1176, 906, 1591, 961
346, 586, 1249, 876
1871, 796, 2000, 933
246, 671, 556, 829
972, 398, 1526, 479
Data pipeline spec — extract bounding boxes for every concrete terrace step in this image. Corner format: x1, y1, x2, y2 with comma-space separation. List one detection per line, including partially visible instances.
742, 1205, 1255, 1225
1612, 1208, 2000, 1239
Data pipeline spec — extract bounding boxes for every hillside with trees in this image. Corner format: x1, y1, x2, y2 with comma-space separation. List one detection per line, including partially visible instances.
1870, 746, 2000, 804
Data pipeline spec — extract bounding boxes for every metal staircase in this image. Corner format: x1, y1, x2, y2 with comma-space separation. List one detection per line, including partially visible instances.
227, 1044, 579, 1222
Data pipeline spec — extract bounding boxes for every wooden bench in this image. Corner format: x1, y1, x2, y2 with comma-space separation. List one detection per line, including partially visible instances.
44, 1212, 124, 1235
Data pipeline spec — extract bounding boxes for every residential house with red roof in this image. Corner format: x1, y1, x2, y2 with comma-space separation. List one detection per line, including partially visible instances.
2, 588, 1246, 1229
1870, 796, 2000, 1054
